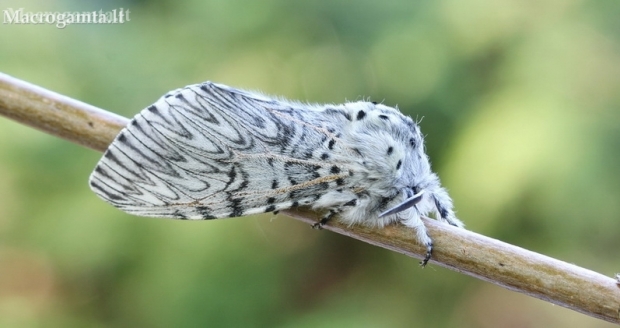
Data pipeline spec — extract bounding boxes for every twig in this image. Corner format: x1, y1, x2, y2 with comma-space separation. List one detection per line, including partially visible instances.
0, 72, 618, 324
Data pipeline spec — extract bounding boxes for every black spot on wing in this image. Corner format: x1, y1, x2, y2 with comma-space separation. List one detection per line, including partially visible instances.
396, 160, 402, 170
196, 206, 217, 219
147, 105, 159, 114
387, 147, 393, 155
227, 166, 236, 179
173, 210, 188, 220
228, 198, 244, 218
356, 110, 366, 120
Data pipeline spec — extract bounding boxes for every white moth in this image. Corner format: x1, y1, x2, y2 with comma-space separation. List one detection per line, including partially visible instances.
90, 82, 464, 265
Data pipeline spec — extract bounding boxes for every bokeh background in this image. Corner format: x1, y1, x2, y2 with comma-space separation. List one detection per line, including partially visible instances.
1, 0, 619, 327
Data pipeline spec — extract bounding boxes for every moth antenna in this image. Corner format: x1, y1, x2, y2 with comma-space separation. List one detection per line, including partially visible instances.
379, 190, 425, 218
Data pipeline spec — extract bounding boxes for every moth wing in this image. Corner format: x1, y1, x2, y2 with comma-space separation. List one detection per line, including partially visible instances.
90, 82, 349, 219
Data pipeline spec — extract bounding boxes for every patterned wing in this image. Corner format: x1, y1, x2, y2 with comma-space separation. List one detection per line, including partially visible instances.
89, 82, 352, 219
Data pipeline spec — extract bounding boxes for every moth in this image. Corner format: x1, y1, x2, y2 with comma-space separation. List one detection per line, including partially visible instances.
90, 82, 464, 265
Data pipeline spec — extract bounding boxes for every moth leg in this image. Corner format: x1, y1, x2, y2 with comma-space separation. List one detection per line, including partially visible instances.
441, 212, 462, 228
312, 209, 338, 230
432, 194, 464, 228
417, 229, 433, 267
421, 237, 433, 267
402, 214, 434, 267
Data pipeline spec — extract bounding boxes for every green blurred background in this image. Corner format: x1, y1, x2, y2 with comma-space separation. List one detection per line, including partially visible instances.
1, 0, 619, 327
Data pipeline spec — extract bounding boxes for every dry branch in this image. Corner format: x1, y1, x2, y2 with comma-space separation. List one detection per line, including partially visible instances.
0, 72, 618, 324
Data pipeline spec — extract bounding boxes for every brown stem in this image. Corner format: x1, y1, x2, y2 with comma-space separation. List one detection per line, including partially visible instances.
0, 73, 128, 151
1, 72, 618, 324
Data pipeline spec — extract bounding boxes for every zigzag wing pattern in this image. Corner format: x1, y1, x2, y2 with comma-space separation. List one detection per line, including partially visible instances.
89, 82, 353, 219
